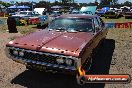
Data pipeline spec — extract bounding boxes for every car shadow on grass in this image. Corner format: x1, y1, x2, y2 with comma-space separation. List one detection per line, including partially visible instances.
11, 39, 115, 88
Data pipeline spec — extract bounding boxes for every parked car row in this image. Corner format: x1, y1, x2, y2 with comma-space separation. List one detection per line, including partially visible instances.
69, 7, 132, 19
7, 6, 132, 28
124, 9, 132, 19
104, 10, 122, 19
7, 10, 49, 27
96, 7, 132, 19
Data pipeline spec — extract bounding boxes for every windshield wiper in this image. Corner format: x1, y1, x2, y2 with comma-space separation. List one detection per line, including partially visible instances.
55, 27, 67, 32
67, 29, 78, 32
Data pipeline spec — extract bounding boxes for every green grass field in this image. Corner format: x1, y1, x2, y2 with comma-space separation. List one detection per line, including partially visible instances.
102, 17, 132, 23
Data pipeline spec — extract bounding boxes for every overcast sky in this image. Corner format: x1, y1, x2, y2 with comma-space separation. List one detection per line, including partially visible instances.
1, 0, 132, 4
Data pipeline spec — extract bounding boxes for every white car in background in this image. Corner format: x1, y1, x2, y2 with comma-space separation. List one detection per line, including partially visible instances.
12, 11, 40, 19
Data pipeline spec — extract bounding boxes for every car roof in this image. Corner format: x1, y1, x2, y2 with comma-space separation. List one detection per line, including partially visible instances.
59, 14, 98, 19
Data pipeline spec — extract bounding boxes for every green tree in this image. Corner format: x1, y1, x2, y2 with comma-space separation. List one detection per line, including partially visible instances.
100, 0, 113, 5
123, 1, 131, 6
59, 0, 74, 3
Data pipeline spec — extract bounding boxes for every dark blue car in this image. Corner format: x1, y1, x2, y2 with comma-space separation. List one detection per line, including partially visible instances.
96, 7, 110, 16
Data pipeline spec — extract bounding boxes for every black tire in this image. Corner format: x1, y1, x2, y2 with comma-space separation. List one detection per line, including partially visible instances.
76, 75, 86, 85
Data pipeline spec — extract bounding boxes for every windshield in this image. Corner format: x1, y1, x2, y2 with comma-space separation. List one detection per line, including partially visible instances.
48, 18, 93, 32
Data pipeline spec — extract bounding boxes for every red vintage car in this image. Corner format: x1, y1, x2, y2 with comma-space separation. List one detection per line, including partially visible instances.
28, 17, 40, 25
5, 14, 108, 83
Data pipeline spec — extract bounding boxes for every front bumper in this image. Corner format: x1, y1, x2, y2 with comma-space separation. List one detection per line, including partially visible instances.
5, 47, 78, 74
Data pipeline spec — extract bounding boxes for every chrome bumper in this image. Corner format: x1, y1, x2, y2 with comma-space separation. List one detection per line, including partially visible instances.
5, 47, 78, 73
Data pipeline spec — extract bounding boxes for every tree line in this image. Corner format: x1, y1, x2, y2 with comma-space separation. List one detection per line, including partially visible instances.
0, 0, 132, 9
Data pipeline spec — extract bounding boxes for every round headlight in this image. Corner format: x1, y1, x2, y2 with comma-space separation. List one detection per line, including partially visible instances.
56, 57, 64, 64
65, 59, 72, 66
13, 50, 18, 55
19, 51, 24, 57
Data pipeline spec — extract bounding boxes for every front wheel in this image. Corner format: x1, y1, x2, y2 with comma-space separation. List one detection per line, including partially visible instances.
81, 55, 93, 75
76, 57, 92, 85
76, 74, 87, 85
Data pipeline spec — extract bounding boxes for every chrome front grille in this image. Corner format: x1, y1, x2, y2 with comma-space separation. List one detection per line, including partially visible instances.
8, 47, 76, 67
23, 52, 57, 64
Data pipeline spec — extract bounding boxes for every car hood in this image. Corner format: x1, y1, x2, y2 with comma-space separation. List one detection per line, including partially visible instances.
8, 30, 94, 57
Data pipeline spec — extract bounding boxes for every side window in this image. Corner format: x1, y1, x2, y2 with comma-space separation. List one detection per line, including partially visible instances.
96, 17, 105, 27
99, 17, 105, 27
94, 17, 102, 32
94, 18, 99, 27
96, 17, 101, 26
